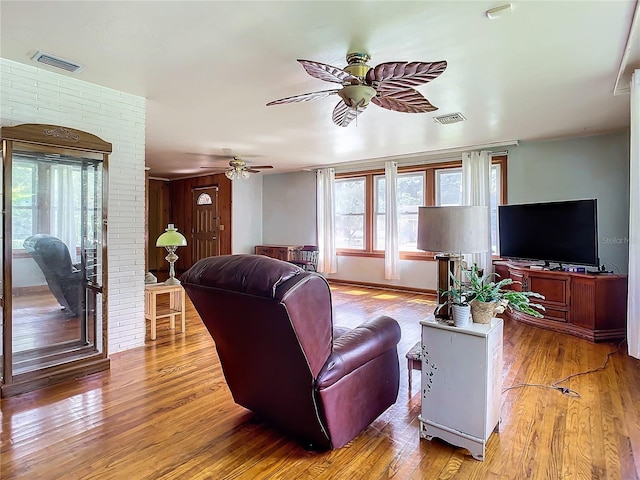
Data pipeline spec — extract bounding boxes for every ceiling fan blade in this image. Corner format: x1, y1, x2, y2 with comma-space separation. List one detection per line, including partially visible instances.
245, 168, 264, 174
298, 59, 359, 84
199, 167, 227, 170
372, 88, 438, 113
366, 61, 447, 90
267, 89, 340, 106
332, 101, 367, 127
186, 153, 230, 161
248, 165, 273, 169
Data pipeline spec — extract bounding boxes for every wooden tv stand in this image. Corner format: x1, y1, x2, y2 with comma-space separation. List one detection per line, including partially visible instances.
493, 261, 627, 342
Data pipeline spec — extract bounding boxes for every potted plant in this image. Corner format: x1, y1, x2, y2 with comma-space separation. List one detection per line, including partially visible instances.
441, 272, 473, 327
463, 265, 546, 324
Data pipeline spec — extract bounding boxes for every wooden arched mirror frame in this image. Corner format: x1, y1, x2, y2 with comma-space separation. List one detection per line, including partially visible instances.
1, 124, 111, 397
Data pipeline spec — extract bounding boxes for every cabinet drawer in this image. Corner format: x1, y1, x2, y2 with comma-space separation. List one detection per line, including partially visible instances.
528, 276, 568, 305
541, 305, 568, 322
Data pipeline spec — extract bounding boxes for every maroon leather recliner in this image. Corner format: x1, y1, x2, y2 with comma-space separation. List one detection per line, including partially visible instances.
181, 254, 401, 450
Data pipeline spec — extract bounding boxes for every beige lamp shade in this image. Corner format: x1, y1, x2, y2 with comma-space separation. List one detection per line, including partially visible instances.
156, 224, 187, 247
417, 206, 489, 254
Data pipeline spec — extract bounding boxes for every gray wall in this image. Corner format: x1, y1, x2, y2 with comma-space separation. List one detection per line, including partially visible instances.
232, 175, 263, 254
262, 171, 317, 245
260, 131, 631, 287
508, 131, 630, 272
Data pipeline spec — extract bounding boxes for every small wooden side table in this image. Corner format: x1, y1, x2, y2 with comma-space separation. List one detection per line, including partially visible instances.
405, 341, 422, 394
144, 283, 186, 340
419, 315, 503, 461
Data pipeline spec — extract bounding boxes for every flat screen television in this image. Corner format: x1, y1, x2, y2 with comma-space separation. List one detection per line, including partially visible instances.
498, 199, 599, 268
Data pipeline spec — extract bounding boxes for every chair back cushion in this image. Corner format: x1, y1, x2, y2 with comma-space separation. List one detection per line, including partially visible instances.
181, 254, 334, 448
24, 234, 75, 278
23, 234, 82, 314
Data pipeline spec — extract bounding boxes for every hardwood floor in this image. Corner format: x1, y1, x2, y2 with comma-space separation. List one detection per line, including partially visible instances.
1, 283, 639, 479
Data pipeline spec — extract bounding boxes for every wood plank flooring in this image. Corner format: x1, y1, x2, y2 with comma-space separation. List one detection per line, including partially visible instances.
1, 282, 639, 479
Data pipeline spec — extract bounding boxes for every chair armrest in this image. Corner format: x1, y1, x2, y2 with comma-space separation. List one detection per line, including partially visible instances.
317, 315, 401, 388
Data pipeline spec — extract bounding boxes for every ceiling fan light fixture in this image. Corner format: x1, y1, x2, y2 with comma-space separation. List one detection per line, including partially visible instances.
338, 85, 377, 108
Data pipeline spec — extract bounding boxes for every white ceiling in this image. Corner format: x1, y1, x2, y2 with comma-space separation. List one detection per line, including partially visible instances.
1, 1, 639, 179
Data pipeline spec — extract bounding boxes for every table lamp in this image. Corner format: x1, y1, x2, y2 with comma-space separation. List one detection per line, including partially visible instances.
156, 224, 188, 285
417, 206, 489, 319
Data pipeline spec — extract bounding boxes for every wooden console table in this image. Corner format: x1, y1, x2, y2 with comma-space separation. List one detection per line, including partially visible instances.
144, 283, 186, 340
494, 261, 628, 342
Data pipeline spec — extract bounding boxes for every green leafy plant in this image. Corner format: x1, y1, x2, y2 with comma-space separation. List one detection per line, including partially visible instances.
463, 264, 546, 318
441, 271, 473, 306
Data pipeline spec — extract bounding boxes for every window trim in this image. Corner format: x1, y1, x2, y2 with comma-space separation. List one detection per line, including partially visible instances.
334, 155, 508, 260
334, 175, 368, 251
373, 170, 426, 253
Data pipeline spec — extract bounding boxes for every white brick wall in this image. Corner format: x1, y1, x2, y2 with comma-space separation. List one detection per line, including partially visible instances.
0, 58, 146, 353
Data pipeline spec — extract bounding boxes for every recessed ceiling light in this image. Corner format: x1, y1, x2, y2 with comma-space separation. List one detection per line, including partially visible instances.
486, 3, 512, 19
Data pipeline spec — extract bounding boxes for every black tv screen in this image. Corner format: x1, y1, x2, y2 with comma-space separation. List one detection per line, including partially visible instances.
498, 199, 599, 267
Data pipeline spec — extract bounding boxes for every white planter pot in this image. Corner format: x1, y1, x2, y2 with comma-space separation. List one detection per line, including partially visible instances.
452, 304, 471, 327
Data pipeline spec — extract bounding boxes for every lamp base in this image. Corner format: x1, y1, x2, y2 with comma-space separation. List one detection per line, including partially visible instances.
164, 276, 181, 286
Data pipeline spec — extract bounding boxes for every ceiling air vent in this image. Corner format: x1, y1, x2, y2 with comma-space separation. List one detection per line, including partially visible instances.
434, 113, 466, 125
31, 51, 84, 73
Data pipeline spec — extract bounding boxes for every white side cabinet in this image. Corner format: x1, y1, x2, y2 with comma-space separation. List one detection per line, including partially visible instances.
418, 315, 503, 461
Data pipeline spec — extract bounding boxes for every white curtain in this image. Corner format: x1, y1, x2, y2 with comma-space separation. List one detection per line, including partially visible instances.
385, 161, 400, 280
461, 150, 492, 274
628, 69, 639, 359
50, 164, 78, 263
316, 168, 337, 274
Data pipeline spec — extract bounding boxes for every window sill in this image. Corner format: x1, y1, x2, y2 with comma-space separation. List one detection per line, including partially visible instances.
336, 250, 436, 261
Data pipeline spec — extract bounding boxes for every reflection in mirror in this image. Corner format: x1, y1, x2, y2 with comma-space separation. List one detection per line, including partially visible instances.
11, 151, 103, 374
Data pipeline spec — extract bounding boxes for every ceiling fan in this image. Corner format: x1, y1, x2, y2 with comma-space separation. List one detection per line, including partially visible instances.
267, 52, 447, 127
198, 149, 273, 180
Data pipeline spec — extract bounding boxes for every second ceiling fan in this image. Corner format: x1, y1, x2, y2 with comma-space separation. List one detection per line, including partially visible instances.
199, 149, 273, 180
267, 52, 447, 127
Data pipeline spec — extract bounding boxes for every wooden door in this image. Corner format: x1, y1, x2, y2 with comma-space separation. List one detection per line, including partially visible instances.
192, 186, 220, 262
148, 180, 170, 271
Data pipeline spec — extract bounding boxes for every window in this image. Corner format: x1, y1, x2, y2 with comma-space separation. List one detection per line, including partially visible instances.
12, 160, 37, 249
335, 156, 507, 257
435, 168, 462, 206
197, 192, 212, 205
335, 177, 365, 249
374, 172, 425, 251
434, 165, 502, 254
12, 157, 88, 256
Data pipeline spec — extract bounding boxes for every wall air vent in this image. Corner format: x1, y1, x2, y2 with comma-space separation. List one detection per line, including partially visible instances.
31, 51, 84, 73
433, 113, 467, 125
